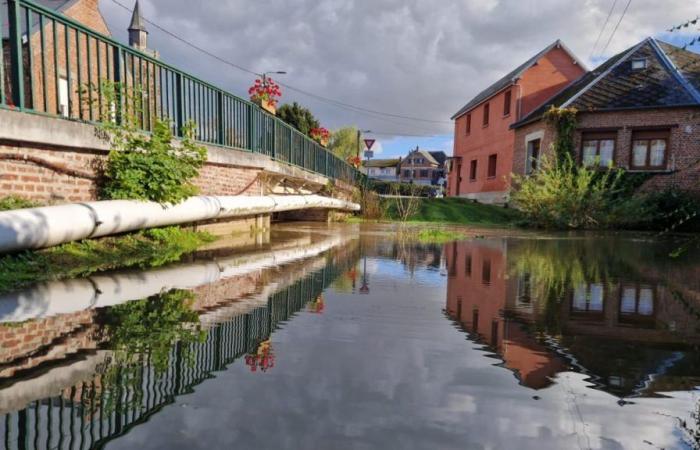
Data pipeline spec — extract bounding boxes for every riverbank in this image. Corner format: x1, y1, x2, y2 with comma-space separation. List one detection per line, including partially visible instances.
0, 227, 215, 294
359, 197, 521, 228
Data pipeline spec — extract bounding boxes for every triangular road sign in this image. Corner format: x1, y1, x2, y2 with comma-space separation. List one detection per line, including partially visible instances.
364, 139, 376, 150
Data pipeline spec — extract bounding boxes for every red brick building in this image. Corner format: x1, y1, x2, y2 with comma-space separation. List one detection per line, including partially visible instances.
449, 40, 586, 203
512, 37, 700, 195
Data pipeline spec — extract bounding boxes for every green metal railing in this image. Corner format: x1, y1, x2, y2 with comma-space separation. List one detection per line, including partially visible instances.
0, 0, 362, 184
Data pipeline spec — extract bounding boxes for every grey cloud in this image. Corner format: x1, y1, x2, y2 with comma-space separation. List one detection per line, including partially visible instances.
97, 0, 699, 137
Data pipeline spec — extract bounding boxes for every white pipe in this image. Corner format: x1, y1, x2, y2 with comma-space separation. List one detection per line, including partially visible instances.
0, 194, 360, 253
0, 233, 351, 323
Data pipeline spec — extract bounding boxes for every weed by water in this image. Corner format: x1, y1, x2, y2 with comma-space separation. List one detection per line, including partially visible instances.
0, 226, 216, 293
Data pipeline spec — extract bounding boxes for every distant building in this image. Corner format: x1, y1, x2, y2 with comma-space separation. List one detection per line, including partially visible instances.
449, 40, 586, 203
399, 148, 448, 186
362, 158, 400, 182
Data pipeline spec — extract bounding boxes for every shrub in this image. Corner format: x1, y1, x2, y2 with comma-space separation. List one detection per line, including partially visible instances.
368, 180, 434, 197
94, 80, 207, 204
511, 155, 635, 229
101, 119, 207, 203
0, 196, 41, 211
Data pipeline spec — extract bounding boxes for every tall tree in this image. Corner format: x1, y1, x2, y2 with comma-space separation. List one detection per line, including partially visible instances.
277, 102, 320, 136
328, 126, 360, 161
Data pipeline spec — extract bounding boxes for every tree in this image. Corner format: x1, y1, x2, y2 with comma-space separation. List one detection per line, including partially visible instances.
328, 126, 359, 161
277, 102, 320, 136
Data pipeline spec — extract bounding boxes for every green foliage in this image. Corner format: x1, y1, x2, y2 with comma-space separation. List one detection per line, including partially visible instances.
369, 180, 435, 197
386, 197, 520, 227
543, 106, 578, 164
511, 155, 638, 229
103, 289, 205, 374
95, 80, 207, 204
0, 196, 41, 211
328, 126, 360, 161
416, 228, 467, 244
277, 102, 320, 136
0, 226, 215, 293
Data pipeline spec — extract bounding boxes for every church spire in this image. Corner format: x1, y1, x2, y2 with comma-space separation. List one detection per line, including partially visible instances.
128, 1, 148, 51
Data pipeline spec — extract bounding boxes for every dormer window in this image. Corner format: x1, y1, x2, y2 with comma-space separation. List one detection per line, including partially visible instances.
631, 59, 647, 70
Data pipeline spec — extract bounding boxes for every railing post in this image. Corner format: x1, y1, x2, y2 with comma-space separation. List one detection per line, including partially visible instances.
217, 90, 224, 145
247, 105, 254, 152
112, 46, 122, 124
175, 73, 184, 136
7, 0, 25, 109
271, 119, 276, 159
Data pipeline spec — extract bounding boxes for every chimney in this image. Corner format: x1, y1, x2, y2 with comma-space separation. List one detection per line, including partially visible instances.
128, 1, 148, 51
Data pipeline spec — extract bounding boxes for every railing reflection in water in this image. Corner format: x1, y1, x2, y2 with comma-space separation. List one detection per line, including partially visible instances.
0, 256, 352, 449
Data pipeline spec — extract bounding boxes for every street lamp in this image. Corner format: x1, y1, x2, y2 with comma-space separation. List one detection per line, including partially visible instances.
261, 70, 287, 87
356, 129, 372, 159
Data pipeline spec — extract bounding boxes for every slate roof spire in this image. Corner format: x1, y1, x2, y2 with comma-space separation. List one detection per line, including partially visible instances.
128, 0, 148, 51
129, 0, 147, 32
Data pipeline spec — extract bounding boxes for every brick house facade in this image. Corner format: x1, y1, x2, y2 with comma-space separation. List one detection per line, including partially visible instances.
2, 0, 112, 113
449, 40, 586, 203
513, 38, 700, 195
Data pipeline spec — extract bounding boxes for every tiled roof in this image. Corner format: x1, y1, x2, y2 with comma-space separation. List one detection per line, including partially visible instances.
428, 151, 448, 166
513, 38, 700, 128
451, 40, 585, 120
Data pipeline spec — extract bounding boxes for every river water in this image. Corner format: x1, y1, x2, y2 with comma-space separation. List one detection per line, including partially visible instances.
0, 223, 698, 450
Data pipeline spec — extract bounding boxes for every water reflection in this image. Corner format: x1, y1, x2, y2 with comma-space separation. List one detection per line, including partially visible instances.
445, 236, 700, 399
0, 226, 699, 449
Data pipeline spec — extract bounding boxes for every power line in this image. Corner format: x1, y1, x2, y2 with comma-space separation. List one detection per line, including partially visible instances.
599, 0, 632, 57
590, 0, 618, 59
109, 0, 452, 126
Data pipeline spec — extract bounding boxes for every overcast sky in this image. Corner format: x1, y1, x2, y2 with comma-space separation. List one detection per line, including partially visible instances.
98, 0, 699, 157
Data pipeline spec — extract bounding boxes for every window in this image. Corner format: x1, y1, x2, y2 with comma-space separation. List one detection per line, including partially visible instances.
465, 114, 471, 135
619, 284, 656, 327
59, 77, 69, 117
465, 254, 472, 276
469, 159, 477, 181
419, 169, 429, 178
483, 103, 490, 126
482, 259, 492, 285
581, 132, 616, 168
631, 58, 647, 70
503, 90, 512, 116
630, 130, 669, 169
526, 139, 541, 174
487, 154, 497, 178
403, 169, 411, 177
572, 283, 605, 317
491, 320, 499, 346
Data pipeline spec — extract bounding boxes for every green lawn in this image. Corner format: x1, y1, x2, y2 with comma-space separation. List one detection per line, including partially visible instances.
389, 197, 521, 227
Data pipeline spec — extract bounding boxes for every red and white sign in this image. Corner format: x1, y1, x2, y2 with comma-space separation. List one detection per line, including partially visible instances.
363, 139, 376, 150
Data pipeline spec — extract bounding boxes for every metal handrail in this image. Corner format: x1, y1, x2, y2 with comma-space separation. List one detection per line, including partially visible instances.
0, 0, 362, 184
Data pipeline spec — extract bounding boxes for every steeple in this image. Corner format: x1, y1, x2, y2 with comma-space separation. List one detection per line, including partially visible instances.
128, 1, 148, 51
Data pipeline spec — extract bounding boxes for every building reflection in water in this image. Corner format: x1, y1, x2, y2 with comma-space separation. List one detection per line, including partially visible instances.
445, 237, 700, 397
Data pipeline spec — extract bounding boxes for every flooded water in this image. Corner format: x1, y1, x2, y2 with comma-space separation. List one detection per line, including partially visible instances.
0, 224, 699, 449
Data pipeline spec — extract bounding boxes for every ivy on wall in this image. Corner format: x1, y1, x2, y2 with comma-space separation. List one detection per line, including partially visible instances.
543, 106, 578, 166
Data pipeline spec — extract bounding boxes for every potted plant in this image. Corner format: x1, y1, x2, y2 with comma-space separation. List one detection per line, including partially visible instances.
310, 127, 330, 147
248, 77, 281, 115
347, 155, 361, 168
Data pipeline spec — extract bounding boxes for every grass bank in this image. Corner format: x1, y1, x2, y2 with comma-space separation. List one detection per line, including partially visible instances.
386, 198, 521, 228
0, 227, 216, 293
